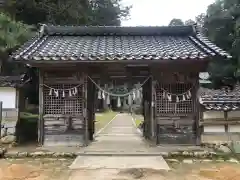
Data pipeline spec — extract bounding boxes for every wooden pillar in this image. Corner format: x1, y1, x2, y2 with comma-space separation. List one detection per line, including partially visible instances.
92, 85, 96, 135
142, 76, 152, 140
147, 76, 154, 140
84, 75, 89, 146
87, 77, 94, 141
38, 69, 44, 145
224, 111, 228, 133
151, 78, 157, 139
197, 105, 204, 145
193, 76, 201, 145
142, 82, 147, 138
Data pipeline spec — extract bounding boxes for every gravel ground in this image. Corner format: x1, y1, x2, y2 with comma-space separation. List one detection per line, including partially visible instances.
0, 158, 240, 180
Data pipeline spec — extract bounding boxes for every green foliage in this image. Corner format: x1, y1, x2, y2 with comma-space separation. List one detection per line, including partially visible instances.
169, 1, 240, 88
204, 0, 240, 87
3, 0, 131, 26
0, 13, 33, 75
169, 18, 184, 26
90, 0, 131, 26
195, 13, 206, 28
185, 19, 195, 25
0, 13, 33, 52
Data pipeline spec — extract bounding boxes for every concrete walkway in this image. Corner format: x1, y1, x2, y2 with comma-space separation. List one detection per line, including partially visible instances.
83, 113, 150, 153
69, 114, 170, 170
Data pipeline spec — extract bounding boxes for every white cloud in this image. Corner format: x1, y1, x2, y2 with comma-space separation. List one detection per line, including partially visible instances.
121, 0, 215, 26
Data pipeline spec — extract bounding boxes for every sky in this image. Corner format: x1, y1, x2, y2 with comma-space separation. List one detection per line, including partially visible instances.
121, 0, 216, 26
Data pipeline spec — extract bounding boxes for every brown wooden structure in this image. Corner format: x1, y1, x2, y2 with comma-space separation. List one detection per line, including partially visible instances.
11, 25, 231, 146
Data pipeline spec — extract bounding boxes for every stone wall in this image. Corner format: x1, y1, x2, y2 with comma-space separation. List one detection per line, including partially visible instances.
201, 110, 240, 144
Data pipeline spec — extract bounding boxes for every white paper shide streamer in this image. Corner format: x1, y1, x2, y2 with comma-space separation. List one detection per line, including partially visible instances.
162, 89, 192, 103
85, 76, 152, 108
45, 76, 150, 108
98, 90, 102, 99
44, 84, 80, 98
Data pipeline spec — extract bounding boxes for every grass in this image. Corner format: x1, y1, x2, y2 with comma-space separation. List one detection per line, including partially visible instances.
95, 110, 118, 132
133, 114, 143, 127
20, 112, 38, 119
135, 119, 143, 127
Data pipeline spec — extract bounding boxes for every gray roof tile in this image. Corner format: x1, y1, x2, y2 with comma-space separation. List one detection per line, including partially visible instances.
12, 25, 232, 61
199, 85, 240, 111
0, 76, 24, 87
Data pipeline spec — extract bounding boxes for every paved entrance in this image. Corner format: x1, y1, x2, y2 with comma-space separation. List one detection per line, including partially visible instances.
83, 113, 151, 153
69, 114, 170, 170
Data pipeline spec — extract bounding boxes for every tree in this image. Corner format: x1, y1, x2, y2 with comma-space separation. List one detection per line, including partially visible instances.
1, 0, 131, 105
169, 18, 184, 26
0, 13, 33, 75
0, 13, 32, 52
195, 13, 206, 29
203, 0, 240, 87
185, 19, 195, 25
3, 0, 131, 26
90, 0, 131, 26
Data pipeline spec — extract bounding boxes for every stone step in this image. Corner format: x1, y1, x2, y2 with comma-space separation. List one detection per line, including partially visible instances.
75, 151, 166, 156
69, 155, 170, 170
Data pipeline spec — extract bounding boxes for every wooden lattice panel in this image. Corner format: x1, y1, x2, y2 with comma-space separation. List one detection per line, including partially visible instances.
155, 83, 193, 115
43, 83, 85, 115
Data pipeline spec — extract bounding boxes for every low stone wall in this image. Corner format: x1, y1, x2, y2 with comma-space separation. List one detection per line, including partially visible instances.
0, 147, 237, 161
201, 110, 240, 144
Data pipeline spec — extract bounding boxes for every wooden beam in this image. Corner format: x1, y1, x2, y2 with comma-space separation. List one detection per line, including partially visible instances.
19, 58, 210, 67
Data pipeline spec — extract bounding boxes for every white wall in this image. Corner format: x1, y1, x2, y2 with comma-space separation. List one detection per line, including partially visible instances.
202, 110, 240, 143
203, 125, 225, 133
0, 87, 16, 109
203, 111, 224, 119
228, 111, 240, 119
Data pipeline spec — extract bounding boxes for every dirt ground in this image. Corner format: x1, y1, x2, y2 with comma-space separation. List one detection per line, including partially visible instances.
0, 159, 240, 180
0, 158, 72, 180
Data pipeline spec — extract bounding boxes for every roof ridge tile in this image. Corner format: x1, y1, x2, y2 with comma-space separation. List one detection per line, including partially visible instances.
41, 25, 196, 36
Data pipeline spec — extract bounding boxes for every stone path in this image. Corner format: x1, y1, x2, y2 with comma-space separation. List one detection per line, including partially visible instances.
81, 113, 151, 153
69, 114, 170, 170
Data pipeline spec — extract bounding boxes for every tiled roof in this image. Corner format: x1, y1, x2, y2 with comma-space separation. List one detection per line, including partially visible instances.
199, 85, 240, 111
11, 25, 232, 62
0, 76, 24, 87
